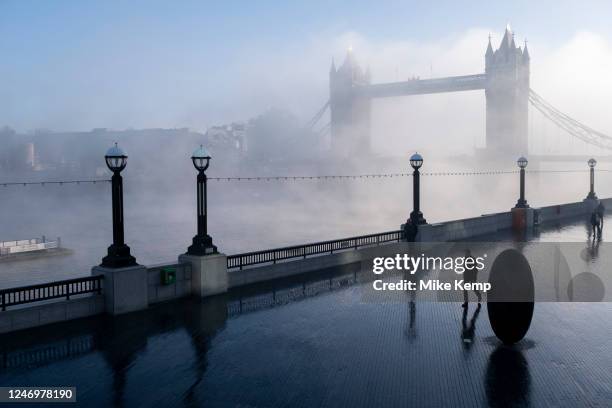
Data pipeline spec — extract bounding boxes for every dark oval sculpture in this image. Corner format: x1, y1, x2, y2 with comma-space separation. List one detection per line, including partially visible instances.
487, 249, 534, 345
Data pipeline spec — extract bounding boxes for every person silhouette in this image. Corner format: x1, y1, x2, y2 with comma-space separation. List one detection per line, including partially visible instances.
404, 269, 418, 342
462, 249, 482, 307
461, 302, 481, 350
590, 210, 600, 239
596, 201, 605, 236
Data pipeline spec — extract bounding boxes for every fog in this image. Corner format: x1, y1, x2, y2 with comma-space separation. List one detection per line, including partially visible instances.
2, 26, 612, 286
2, 162, 611, 288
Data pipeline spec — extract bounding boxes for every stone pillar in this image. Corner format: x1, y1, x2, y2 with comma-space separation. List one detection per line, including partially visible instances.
179, 253, 228, 297
92, 265, 148, 315
511, 207, 534, 232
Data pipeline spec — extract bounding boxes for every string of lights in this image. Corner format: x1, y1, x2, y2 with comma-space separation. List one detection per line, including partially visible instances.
207, 171, 516, 181
0, 179, 111, 187
206, 169, 594, 181
0, 168, 599, 187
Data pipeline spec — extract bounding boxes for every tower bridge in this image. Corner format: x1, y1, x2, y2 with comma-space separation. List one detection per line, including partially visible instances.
328, 25, 529, 158
305, 25, 612, 160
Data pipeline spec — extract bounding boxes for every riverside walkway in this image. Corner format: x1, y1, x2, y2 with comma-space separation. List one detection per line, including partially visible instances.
0, 215, 611, 407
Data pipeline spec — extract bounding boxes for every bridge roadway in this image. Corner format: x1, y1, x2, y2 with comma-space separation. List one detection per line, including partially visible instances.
354, 73, 487, 98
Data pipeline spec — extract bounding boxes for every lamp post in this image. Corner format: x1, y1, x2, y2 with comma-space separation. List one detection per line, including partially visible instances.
187, 145, 218, 255
515, 156, 529, 208
409, 152, 427, 225
101, 143, 137, 268
586, 158, 597, 200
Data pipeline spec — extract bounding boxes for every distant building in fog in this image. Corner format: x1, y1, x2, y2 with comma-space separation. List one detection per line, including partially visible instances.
0, 127, 208, 177
205, 122, 248, 154
24, 143, 36, 169
0, 126, 39, 172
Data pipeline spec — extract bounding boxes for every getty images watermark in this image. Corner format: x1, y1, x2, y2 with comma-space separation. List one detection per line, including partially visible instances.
370, 253, 492, 292
356, 243, 609, 302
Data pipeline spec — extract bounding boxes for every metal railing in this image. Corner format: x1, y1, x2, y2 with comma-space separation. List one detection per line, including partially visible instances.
0, 276, 103, 311
227, 230, 404, 270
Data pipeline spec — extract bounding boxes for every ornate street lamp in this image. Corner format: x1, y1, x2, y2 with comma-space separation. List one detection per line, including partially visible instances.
586, 158, 597, 199
101, 143, 137, 268
409, 152, 426, 225
515, 156, 529, 208
187, 145, 218, 255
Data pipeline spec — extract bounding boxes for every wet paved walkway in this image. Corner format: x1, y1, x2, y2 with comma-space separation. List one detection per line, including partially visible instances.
1, 285, 611, 406
0, 216, 611, 407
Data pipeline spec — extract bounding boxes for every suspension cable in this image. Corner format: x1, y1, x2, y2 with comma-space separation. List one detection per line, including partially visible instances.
529, 89, 612, 150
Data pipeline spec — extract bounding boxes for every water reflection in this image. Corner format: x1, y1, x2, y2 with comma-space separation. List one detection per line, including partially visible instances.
485, 345, 531, 407
0, 333, 95, 370
227, 265, 360, 318
553, 245, 572, 301
183, 296, 228, 407
104, 300, 226, 407
586, 218, 596, 242
404, 300, 418, 342
0, 298, 229, 407
581, 235, 601, 262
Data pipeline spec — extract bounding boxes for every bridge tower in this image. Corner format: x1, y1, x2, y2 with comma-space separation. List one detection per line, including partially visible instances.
485, 25, 530, 157
329, 49, 371, 157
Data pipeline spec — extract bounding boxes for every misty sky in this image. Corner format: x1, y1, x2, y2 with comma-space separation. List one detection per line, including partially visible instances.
2, 0, 612, 140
